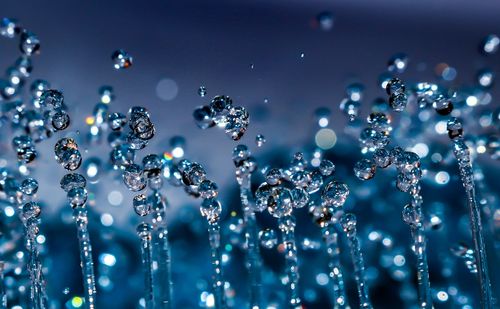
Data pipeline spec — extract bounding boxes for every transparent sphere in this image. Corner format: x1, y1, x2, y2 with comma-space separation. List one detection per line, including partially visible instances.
373, 148, 391, 168
232, 144, 251, 167
40, 89, 64, 109
265, 168, 282, 186
322, 181, 349, 208
123, 164, 146, 192
385, 78, 405, 96
60, 173, 87, 192
193, 105, 215, 129
200, 198, 222, 224
67, 187, 88, 208
108, 112, 127, 131
198, 86, 207, 97
291, 187, 309, 209
136, 222, 153, 239
259, 228, 278, 249
20, 178, 38, 195
133, 194, 151, 217
389, 92, 408, 112
199, 180, 218, 199
340, 213, 357, 236
51, 110, 71, 131
447, 117, 463, 140
22, 201, 41, 220
225, 106, 249, 141
319, 159, 335, 176
255, 134, 266, 147
267, 187, 293, 218
354, 159, 376, 180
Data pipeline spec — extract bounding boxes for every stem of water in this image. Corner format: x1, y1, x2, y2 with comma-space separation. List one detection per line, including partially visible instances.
208, 223, 226, 308
322, 227, 348, 309
278, 215, 301, 308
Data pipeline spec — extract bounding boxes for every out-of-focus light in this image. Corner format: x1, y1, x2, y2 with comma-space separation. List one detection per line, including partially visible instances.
86, 116, 95, 126
318, 117, 329, 127
100, 213, 114, 226
477, 145, 486, 154
394, 254, 406, 267
466, 95, 478, 107
100, 253, 116, 267
156, 78, 178, 101
435, 171, 450, 185
437, 291, 449, 302
316, 273, 329, 286
412, 143, 429, 158
71, 296, 84, 308
107, 191, 123, 206
36, 235, 46, 244
172, 147, 184, 158
315, 128, 337, 149
435, 121, 447, 134
5, 206, 15, 217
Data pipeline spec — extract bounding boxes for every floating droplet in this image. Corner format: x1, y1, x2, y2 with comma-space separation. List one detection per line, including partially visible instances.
198, 86, 207, 97
52, 110, 71, 130
354, 158, 376, 180
67, 187, 88, 208
200, 198, 222, 224
0, 18, 21, 38
319, 159, 335, 176
259, 228, 278, 249
60, 173, 86, 192
19, 30, 40, 56
447, 118, 463, 140
111, 49, 133, 69
255, 134, 266, 147
387, 53, 408, 73
20, 178, 38, 195
123, 164, 146, 192
133, 194, 151, 216
481, 34, 499, 55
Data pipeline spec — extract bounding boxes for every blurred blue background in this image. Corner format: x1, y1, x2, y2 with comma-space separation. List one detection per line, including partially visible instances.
1, 0, 499, 308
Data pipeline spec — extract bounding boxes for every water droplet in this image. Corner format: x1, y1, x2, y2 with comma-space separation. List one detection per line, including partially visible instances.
98, 85, 115, 104
354, 158, 376, 180
193, 105, 216, 129
67, 187, 88, 208
477, 69, 494, 88
0, 18, 21, 38
20, 178, 38, 195
22, 201, 41, 220
339, 99, 360, 121
198, 86, 207, 97
387, 53, 408, 73
199, 179, 218, 199
60, 173, 86, 192
123, 164, 146, 192
373, 148, 391, 168
340, 213, 357, 236
111, 49, 133, 69
200, 198, 222, 224
54, 138, 82, 171
316, 11, 334, 31
40, 89, 64, 109
385, 78, 405, 96
255, 134, 266, 147
19, 30, 40, 56
291, 187, 309, 209
133, 194, 151, 216
136, 222, 153, 239
259, 228, 278, 249
432, 96, 453, 116
265, 168, 282, 186
447, 117, 463, 140
108, 112, 127, 131
319, 159, 335, 176
52, 110, 71, 130
389, 92, 408, 112
481, 34, 499, 55
321, 181, 349, 208
225, 106, 249, 141
267, 187, 293, 218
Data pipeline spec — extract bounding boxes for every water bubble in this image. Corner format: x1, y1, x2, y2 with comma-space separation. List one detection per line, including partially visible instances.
225, 106, 249, 141
54, 138, 82, 171
316, 11, 334, 31
112, 49, 133, 69
319, 159, 335, 176
259, 228, 278, 249
20, 30, 40, 56
354, 158, 376, 180
52, 110, 71, 130
20, 178, 38, 195
267, 187, 293, 218
123, 164, 146, 192
447, 118, 463, 140
22, 201, 41, 220
133, 194, 151, 216
0, 18, 21, 38
198, 86, 207, 97
321, 181, 349, 208
200, 198, 222, 224
67, 187, 88, 208
108, 112, 127, 131
387, 53, 409, 73
481, 34, 499, 55
60, 173, 86, 192
389, 92, 408, 112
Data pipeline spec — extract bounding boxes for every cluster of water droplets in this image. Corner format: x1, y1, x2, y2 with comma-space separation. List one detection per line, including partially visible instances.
193, 94, 250, 141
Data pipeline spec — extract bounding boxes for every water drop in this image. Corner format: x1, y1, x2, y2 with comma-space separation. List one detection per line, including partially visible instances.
20, 178, 38, 195
20, 30, 40, 56
198, 86, 207, 97
111, 49, 133, 69
354, 158, 376, 180
255, 134, 266, 147
259, 228, 278, 249
133, 194, 151, 216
